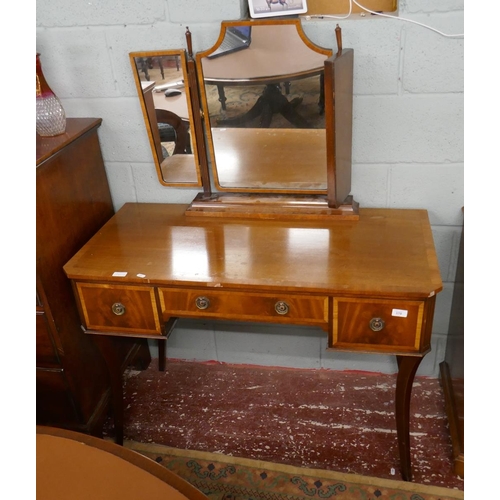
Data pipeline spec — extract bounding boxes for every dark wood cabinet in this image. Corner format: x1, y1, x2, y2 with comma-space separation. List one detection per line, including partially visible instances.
440, 216, 464, 477
36, 118, 150, 436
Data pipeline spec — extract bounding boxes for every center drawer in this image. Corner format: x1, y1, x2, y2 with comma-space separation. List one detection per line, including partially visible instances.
76, 283, 162, 335
159, 287, 328, 326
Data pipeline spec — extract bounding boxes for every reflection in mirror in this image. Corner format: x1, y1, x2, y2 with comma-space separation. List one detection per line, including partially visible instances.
130, 51, 202, 187
197, 21, 333, 193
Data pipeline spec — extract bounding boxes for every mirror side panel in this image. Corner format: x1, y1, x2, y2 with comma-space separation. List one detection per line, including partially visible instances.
325, 49, 354, 208
129, 51, 203, 187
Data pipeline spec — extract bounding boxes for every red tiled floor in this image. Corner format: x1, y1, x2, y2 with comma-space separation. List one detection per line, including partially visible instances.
104, 359, 464, 491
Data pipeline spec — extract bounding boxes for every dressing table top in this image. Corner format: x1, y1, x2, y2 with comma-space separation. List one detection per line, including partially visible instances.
64, 203, 442, 299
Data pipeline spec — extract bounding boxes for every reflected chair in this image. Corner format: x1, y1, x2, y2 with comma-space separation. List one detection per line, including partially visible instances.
155, 108, 192, 158
136, 57, 165, 81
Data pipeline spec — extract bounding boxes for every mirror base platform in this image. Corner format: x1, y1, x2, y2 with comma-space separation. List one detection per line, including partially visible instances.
185, 193, 359, 221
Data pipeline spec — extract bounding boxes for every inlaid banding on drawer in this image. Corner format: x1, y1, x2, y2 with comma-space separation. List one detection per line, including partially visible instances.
159, 288, 328, 326
76, 283, 162, 335
330, 297, 425, 353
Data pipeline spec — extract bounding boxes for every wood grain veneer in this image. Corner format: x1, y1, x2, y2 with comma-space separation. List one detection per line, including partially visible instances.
65, 203, 441, 300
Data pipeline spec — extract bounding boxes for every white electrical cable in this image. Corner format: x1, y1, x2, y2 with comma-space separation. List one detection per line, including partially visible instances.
304, 0, 464, 38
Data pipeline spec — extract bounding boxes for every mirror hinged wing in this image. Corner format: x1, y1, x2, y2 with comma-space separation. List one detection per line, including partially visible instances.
130, 36, 210, 188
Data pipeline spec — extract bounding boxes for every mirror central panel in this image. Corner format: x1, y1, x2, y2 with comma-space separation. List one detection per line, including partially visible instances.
197, 21, 333, 193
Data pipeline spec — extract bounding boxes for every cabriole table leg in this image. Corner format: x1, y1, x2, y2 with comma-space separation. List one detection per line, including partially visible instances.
395, 355, 423, 481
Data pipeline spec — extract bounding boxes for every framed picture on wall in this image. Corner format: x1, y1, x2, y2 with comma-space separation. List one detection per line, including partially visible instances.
248, 0, 308, 18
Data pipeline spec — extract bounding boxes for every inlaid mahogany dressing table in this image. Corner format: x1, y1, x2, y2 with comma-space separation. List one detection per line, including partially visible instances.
64, 20, 443, 482
63, 203, 442, 481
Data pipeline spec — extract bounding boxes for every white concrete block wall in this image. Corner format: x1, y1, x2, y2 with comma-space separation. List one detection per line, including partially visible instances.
36, 0, 464, 377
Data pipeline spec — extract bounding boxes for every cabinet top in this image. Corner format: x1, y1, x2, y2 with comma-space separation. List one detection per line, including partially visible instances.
36, 118, 102, 166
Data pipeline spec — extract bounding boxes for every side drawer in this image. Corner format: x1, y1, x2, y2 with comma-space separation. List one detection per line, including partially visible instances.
160, 287, 328, 326
75, 283, 162, 335
330, 297, 425, 353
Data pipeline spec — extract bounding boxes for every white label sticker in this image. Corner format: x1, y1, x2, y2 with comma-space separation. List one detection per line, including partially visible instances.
392, 309, 408, 318
112, 271, 128, 277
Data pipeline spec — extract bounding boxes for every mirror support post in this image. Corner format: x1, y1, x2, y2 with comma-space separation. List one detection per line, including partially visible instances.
185, 28, 212, 197
185, 26, 193, 57
324, 57, 337, 207
335, 24, 343, 55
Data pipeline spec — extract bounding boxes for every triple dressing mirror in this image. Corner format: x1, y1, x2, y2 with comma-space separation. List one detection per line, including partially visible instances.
130, 19, 357, 219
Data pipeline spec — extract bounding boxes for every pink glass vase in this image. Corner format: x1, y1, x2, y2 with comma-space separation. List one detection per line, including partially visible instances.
36, 53, 66, 136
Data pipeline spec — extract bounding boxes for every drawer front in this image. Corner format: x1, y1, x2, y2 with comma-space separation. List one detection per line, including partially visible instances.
76, 283, 162, 335
331, 297, 425, 353
36, 368, 78, 426
160, 288, 328, 326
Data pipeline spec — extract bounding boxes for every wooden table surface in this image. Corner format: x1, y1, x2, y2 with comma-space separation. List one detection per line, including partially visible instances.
36, 426, 208, 500
64, 203, 442, 299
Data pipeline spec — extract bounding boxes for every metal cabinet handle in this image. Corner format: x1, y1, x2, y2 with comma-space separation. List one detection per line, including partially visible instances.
369, 317, 385, 332
111, 302, 126, 316
275, 301, 290, 315
195, 296, 210, 310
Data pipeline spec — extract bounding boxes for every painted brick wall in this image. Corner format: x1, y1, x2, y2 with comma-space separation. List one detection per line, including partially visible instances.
36, 0, 464, 377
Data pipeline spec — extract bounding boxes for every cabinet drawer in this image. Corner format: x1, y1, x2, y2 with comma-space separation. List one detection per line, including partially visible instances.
76, 283, 162, 335
36, 368, 78, 425
160, 288, 328, 326
330, 297, 425, 353
36, 309, 60, 367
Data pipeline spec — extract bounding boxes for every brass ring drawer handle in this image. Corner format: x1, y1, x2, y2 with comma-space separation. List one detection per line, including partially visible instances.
275, 301, 290, 315
369, 317, 385, 332
195, 296, 210, 310
111, 302, 126, 316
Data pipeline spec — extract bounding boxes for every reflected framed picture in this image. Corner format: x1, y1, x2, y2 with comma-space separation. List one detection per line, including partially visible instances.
248, 0, 308, 18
